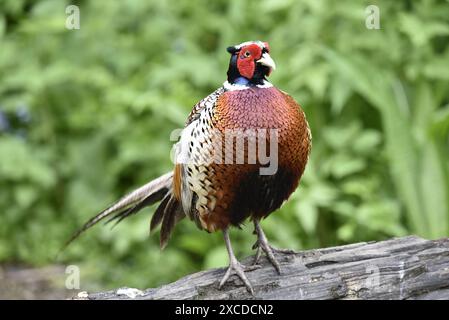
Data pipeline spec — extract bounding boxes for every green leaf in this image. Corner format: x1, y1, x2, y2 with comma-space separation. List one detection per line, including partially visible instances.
204, 246, 228, 269
295, 200, 318, 234
420, 142, 449, 238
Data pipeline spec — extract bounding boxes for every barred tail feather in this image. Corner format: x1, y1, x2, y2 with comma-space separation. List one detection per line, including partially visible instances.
159, 196, 184, 249
62, 172, 174, 250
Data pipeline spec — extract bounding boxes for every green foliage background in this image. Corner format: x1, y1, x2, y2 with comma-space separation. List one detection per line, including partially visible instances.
0, 0, 448, 291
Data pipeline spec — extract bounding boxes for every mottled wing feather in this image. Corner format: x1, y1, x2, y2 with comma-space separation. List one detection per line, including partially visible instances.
174, 87, 224, 230
185, 87, 224, 126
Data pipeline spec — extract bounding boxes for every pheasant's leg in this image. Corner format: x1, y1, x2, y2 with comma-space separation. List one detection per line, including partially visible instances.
251, 227, 263, 265
219, 228, 255, 294
252, 219, 294, 274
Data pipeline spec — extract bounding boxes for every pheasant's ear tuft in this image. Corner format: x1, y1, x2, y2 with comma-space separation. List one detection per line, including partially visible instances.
227, 46, 239, 54
263, 42, 270, 53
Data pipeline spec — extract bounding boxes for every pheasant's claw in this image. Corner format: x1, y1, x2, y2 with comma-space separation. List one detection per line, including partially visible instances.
258, 238, 282, 275
252, 245, 262, 265
219, 259, 255, 295
220, 229, 256, 295
252, 220, 298, 275
245, 263, 261, 271
270, 246, 297, 255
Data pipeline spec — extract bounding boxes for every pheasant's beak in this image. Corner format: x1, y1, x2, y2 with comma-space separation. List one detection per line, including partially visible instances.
257, 52, 276, 71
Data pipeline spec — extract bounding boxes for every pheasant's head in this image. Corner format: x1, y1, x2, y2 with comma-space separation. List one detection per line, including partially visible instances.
226, 41, 276, 85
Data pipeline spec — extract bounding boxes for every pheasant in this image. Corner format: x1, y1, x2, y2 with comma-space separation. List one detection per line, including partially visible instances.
66, 40, 311, 294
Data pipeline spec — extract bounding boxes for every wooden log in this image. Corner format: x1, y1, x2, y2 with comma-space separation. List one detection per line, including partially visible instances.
76, 236, 449, 300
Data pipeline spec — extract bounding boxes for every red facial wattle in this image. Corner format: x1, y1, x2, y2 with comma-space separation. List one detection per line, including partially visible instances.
236, 44, 263, 79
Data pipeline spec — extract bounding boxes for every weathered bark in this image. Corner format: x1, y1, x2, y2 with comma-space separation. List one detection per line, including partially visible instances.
76, 236, 449, 300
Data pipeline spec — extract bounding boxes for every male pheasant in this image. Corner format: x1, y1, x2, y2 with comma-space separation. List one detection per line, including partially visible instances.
66, 41, 311, 293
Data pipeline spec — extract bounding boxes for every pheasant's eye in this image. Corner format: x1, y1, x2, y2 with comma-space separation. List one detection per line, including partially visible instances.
243, 51, 251, 58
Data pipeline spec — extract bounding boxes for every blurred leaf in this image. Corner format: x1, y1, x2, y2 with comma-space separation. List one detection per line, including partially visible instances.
295, 200, 318, 234
420, 142, 449, 238
352, 130, 381, 154
204, 246, 228, 269
330, 75, 352, 115
337, 223, 355, 241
